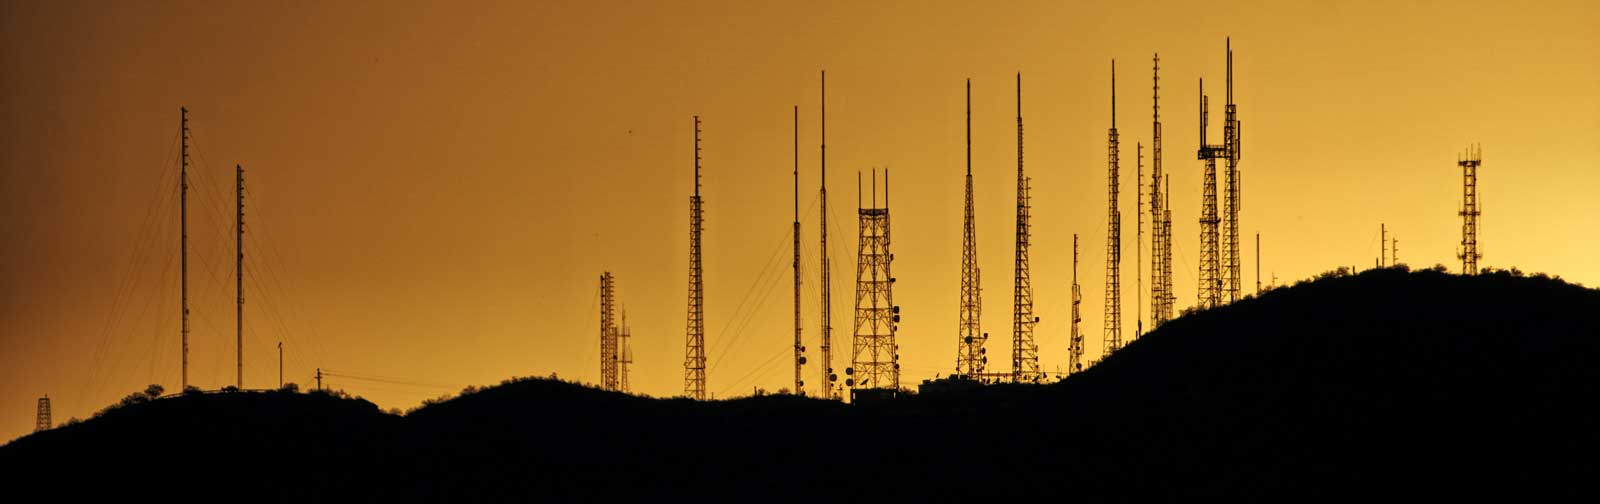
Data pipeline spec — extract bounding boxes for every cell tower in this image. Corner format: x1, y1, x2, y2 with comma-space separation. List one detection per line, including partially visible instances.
236, 164, 245, 389
850, 170, 898, 397
1104, 62, 1123, 356
1197, 39, 1242, 309
1151, 54, 1174, 327
619, 307, 632, 393
180, 107, 190, 391
600, 272, 619, 391
35, 396, 51, 432
1069, 235, 1083, 374
1136, 142, 1143, 342
819, 71, 837, 399
792, 105, 806, 396
957, 79, 987, 379
683, 117, 707, 400
1458, 145, 1483, 275
1011, 73, 1041, 383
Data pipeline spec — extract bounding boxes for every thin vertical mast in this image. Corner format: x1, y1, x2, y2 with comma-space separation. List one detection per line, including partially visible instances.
792, 104, 804, 396
180, 107, 190, 391
236, 164, 244, 389
819, 71, 834, 398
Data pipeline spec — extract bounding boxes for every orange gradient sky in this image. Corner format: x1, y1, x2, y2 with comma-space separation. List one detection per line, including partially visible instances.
2, 0, 1597, 441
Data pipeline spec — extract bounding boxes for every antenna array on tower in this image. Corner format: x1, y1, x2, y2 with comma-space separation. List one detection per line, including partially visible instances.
1458, 145, 1483, 275
1197, 40, 1243, 310
957, 79, 987, 379
1151, 55, 1175, 327
600, 272, 619, 391
1011, 73, 1042, 383
1104, 62, 1124, 356
850, 170, 898, 398
683, 117, 707, 400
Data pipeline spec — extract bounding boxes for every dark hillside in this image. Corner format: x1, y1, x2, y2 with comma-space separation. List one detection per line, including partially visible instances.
5, 268, 1598, 500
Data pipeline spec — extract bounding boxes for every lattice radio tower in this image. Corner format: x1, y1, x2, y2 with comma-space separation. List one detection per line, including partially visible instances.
1104, 62, 1124, 356
683, 117, 707, 400
792, 105, 806, 396
957, 79, 987, 379
619, 307, 632, 393
35, 395, 51, 432
179, 107, 190, 391
849, 170, 898, 396
1151, 55, 1174, 327
1458, 145, 1483, 274
1197, 40, 1242, 309
600, 272, 619, 391
1011, 73, 1042, 383
1069, 234, 1084, 374
818, 71, 838, 399
236, 164, 245, 389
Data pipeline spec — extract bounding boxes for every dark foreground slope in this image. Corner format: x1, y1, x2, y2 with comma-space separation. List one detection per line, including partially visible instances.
5, 268, 1599, 500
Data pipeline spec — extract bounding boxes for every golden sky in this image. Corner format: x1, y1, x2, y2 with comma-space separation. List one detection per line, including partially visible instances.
2, 0, 1596, 441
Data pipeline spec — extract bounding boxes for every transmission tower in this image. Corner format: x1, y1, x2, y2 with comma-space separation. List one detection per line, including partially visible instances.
1151, 54, 1174, 327
818, 71, 838, 399
957, 79, 987, 379
792, 105, 806, 396
600, 272, 619, 391
1197, 39, 1242, 309
1069, 235, 1083, 374
180, 107, 190, 391
35, 396, 51, 432
1136, 142, 1143, 342
683, 117, 707, 400
1104, 62, 1123, 356
1011, 73, 1041, 383
620, 307, 632, 393
850, 170, 898, 398
236, 164, 245, 389
1458, 145, 1483, 275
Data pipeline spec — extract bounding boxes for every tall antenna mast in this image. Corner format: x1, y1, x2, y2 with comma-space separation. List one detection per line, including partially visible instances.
601, 272, 618, 391
180, 107, 190, 391
1458, 145, 1483, 274
819, 71, 836, 398
1222, 38, 1244, 304
1104, 61, 1123, 357
1255, 233, 1261, 295
792, 105, 805, 396
1136, 141, 1143, 342
957, 78, 986, 379
236, 164, 245, 389
850, 168, 897, 397
619, 307, 632, 393
1069, 234, 1083, 374
1151, 54, 1173, 328
683, 117, 707, 399
1011, 72, 1040, 383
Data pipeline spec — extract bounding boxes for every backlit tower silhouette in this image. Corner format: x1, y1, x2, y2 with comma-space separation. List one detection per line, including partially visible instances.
619, 307, 632, 393
683, 117, 707, 400
818, 71, 838, 399
235, 164, 245, 389
179, 107, 190, 391
957, 79, 987, 379
1069, 235, 1084, 374
1104, 62, 1124, 356
600, 272, 619, 391
792, 105, 806, 396
1011, 73, 1041, 383
1151, 54, 1174, 327
35, 396, 51, 432
1458, 145, 1483, 274
850, 170, 898, 397
1197, 39, 1242, 309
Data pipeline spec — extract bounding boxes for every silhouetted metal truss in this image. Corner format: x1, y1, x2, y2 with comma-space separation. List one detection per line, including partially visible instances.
957, 79, 987, 379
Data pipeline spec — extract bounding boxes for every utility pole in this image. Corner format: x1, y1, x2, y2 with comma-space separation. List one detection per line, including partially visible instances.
180, 107, 190, 391
315, 368, 322, 391
792, 105, 805, 396
1255, 233, 1261, 295
683, 116, 706, 400
957, 78, 986, 379
236, 164, 245, 389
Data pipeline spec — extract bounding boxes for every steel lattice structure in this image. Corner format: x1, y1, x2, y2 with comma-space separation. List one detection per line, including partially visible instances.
851, 170, 898, 395
1458, 145, 1483, 274
683, 117, 707, 400
1011, 73, 1042, 383
1197, 40, 1241, 310
818, 71, 837, 399
619, 307, 632, 393
1150, 54, 1174, 327
35, 396, 51, 432
792, 105, 806, 396
957, 79, 987, 379
1069, 235, 1084, 374
1104, 63, 1124, 357
600, 272, 619, 391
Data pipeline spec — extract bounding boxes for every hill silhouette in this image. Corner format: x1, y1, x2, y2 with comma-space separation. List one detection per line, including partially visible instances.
4, 267, 1598, 499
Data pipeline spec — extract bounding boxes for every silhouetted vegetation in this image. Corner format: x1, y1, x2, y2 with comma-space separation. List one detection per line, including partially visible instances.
5, 269, 1598, 499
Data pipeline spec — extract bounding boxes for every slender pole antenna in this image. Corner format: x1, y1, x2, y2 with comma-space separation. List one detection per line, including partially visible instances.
180, 107, 190, 391
236, 164, 245, 389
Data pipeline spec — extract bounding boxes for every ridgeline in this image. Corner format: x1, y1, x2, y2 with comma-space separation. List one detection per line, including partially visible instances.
5, 267, 1598, 499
